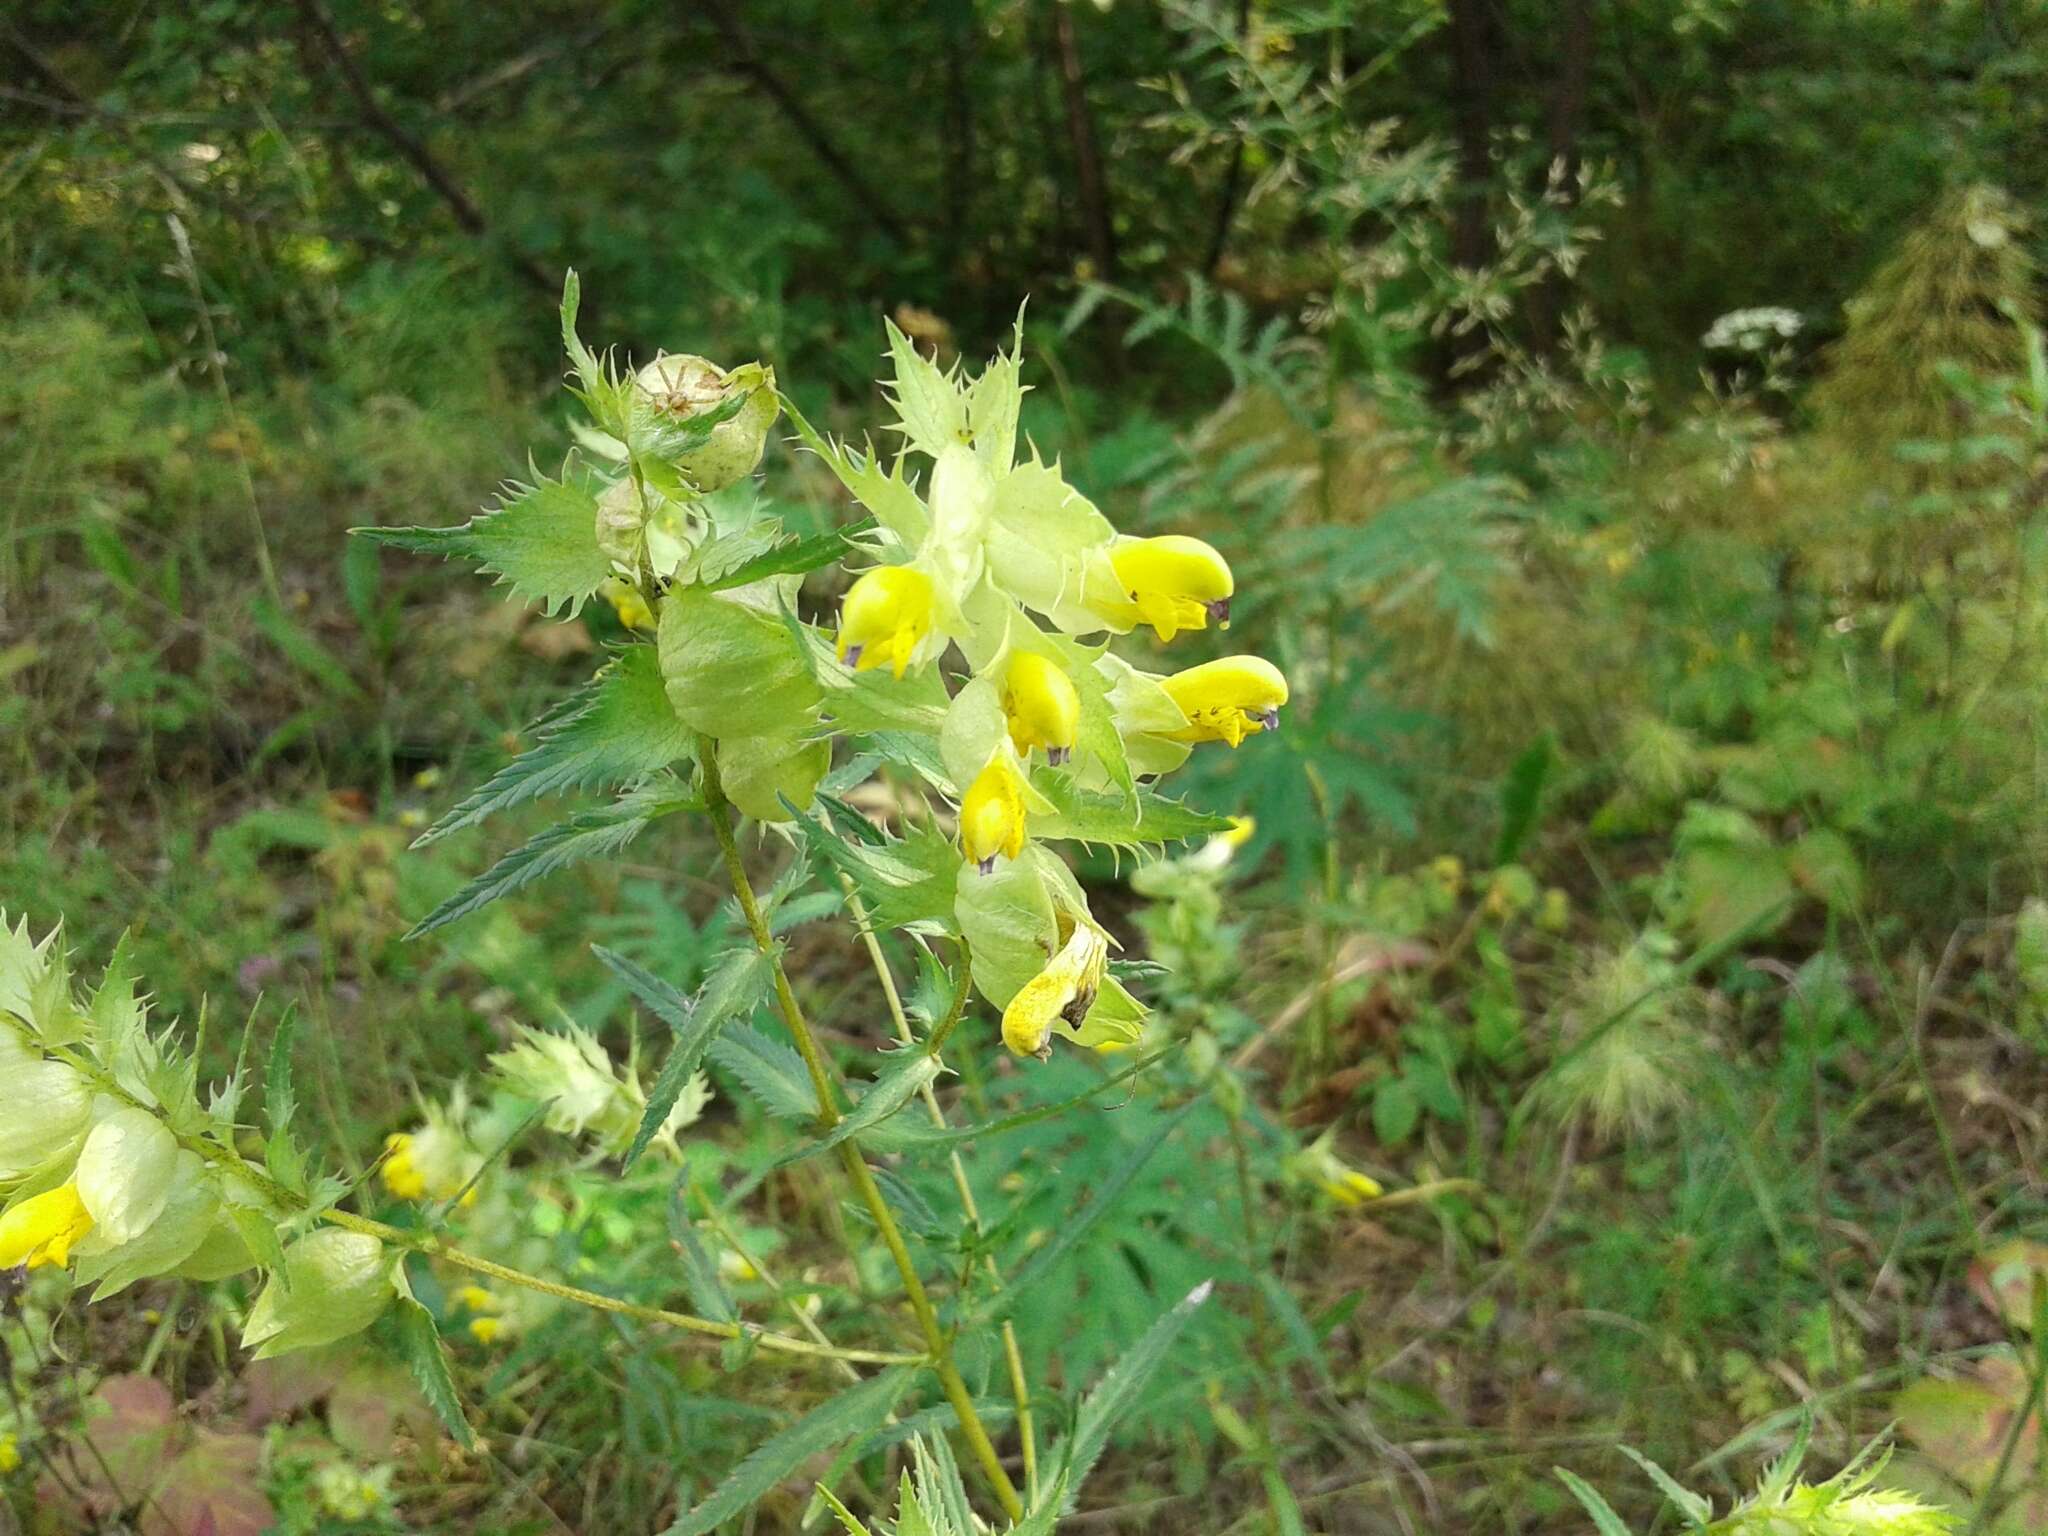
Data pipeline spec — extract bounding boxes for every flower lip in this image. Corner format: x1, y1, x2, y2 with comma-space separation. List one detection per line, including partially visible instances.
836, 565, 937, 680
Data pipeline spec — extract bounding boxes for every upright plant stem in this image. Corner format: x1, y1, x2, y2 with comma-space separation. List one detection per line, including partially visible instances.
840, 871, 1041, 1506
702, 740, 1025, 1522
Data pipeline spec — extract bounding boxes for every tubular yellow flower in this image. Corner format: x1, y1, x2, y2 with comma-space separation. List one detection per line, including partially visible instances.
1002, 651, 1081, 764
1109, 535, 1234, 642
836, 566, 937, 679
0, 1181, 94, 1270
960, 753, 1030, 872
468, 1316, 504, 1344
1160, 656, 1289, 746
1002, 920, 1109, 1059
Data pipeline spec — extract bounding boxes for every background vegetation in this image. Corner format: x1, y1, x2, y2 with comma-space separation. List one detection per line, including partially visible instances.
5, 1, 2048, 1531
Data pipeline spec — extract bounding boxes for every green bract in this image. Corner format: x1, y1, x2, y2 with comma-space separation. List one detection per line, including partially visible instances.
243, 1229, 396, 1359
74, 1103, 179, 1246
0, 1028, 91, 1181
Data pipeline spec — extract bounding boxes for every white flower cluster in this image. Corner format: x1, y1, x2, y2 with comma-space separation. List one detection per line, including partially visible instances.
1702, 305, 1803, 353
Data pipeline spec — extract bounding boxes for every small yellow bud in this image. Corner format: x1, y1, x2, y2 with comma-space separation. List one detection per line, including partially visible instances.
1109, 535, 1234, 642
960, 752, 1030, 872
1160, 656, 1288, 746
467, 1316, 503, 1344
1291, 1131, 1384, 1209
836, 566, 937, 680
0, 1431, 19, 1473
1002, 920, 1109, 1058
1002, 652, 1081, 764
0, 1181, 95, 1270
600, 577, 656, 632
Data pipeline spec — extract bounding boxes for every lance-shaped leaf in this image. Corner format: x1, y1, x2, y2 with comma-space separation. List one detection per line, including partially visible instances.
356, 459, 611, 617
1030, 773, 1234, 850
1030, 1281, 1214, 1523
708, 1023, 823, 1121
418, 649, 693, 846
660, 1368, 913, 1536
406, 784, 693, 939
598, 944, 771, 1168
769, 1051, 942, 1170
706, 516, 877, 592
393, 1295, 476, 1450
793, 808, 962, 933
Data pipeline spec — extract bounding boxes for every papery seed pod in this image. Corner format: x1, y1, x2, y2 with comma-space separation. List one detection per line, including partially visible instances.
73, 1105, 178, 1247
634, 354, 779, 494
0, 1028, 91, 1182
242, 1229, 395, 1359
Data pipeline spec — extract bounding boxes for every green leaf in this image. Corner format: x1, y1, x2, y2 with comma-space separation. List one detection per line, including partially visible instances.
770, 1051, 942, 1169
658, 586, 824, 737
405, 785, 692, 939
262, 1007, 305, 1195
779, 394, 930, 547
708, 1023, 822, 1120
560, 269, 629, 437
1031, 774, 1234, 849
865, 1046, 1173, 1155
357, 459, 610, 616
793, 808, 962, 933
418, 649, 693, 846
665, 1181, 737, 1326
1495, 732, 1554, 866
251, 597, 363, 701
1616, 1446, 1712, 1528
659, 1369, 913, 1536
983, 1100, 1199, 1324
706, 517, 877, 592
598, 944, 770, 1168
1039, 1281, 1214, 1518
1554, 1467, 1635, 1536
393, 1298, 475, 1451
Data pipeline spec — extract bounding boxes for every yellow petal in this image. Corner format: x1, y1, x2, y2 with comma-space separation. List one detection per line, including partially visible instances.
1002, 651, 1081, 763
1159, 656, 1288, 746
960, 753, 1030, 871
0, 1181, 95, 1270
837, 566, 937, 679
1001, 922, 1108, 1058
1108, 535, 1233, 642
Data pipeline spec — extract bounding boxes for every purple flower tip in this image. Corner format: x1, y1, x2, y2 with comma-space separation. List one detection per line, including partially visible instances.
842, 643, 864, 669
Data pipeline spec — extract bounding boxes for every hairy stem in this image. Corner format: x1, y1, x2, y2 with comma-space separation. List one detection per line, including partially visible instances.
840, 871, 1040, 1505
704, 742, 1025, 1521
46, 1037, 910, 1368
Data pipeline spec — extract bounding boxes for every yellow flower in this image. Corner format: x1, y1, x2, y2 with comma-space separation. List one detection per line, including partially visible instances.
960, 753, 1030, 872
379, 1133, 428, 1201
0, 1431, 19, 1474
1002, 920, 1109, 1059
1291, 1131, 1383, 1208
1160, 656, 1289, 746
0, 1181, 95, 1270
1108, 535, 1234, 642
1002, 651, 1080, 764
467, 1316, 503, 1344
453, 1285, 502, 1314
600, 577, 656, 631
1320, 1169, 1385, 1206
836, 565, 936, 679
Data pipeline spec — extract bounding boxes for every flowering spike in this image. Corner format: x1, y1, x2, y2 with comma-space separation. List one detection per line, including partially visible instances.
0, 1181, 94, 1270
1002, 651, 1081, 763
960, 753, 1030, 870
1160, 656, 1289, 746
1002, 921, 1109, 1058
1109, 535, 1234, 642
836, 566, 937, 680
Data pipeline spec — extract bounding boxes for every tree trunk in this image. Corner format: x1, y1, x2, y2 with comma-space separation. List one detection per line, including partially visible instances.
1049, 0, 1115, 280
